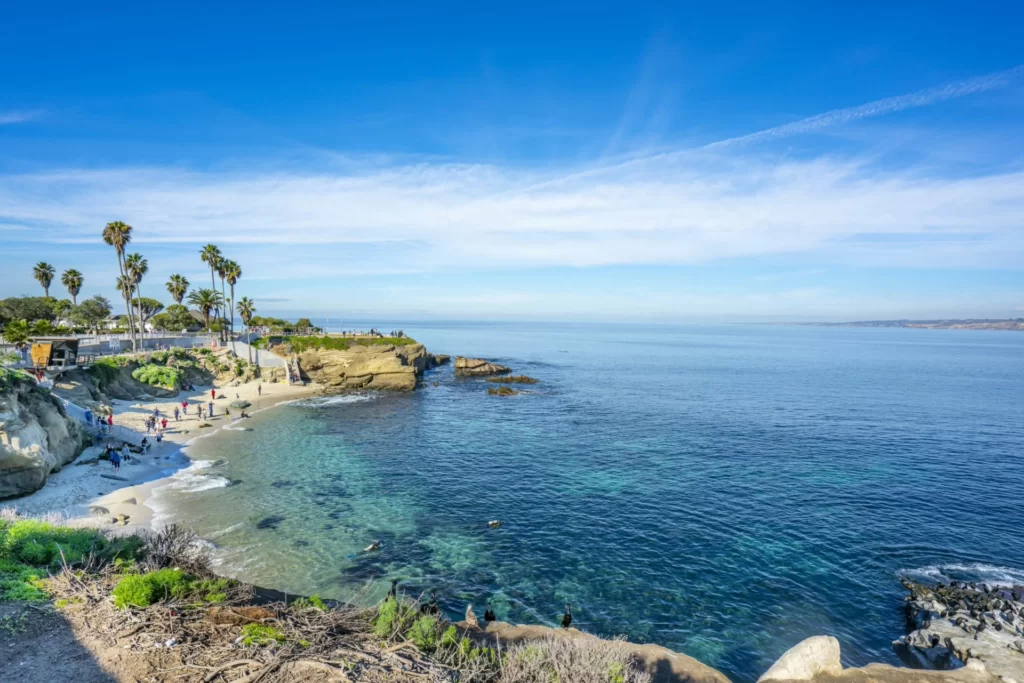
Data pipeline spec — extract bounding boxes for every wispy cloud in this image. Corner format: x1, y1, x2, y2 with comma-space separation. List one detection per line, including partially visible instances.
0, 109, 44, 124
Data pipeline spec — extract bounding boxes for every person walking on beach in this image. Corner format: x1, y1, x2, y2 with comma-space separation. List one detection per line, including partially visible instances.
110, 448, 121, 472
161, 417, 168, 430
122, 444, 131, 463
211, 389, 216, 400
208, 401, 215, 418
198, 405, 205, 420
258, 384, 262, 397
174, 406, 180, 421
108, 414, 114, 427
182, 400, 188, 416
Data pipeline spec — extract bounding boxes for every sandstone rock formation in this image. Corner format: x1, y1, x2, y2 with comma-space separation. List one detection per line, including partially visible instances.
454, 356, 511, 376
457, 618, 730, 683
0, 373, 90, 499
759, 636, 842, 682
291, 343, 439, 392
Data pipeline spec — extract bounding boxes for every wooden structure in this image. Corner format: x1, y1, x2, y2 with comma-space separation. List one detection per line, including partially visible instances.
29, 338, 80, 369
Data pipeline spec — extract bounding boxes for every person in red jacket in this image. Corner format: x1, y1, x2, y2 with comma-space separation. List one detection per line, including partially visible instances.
107, 414, 114, 427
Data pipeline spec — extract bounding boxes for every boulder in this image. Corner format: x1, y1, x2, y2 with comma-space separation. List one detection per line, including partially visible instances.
758, 636, 843, 682
230, 400, 251, 409
0, 375, 90, 499
432, 354, 451, 365
294, 343, 435, 392
454, 357, 511, 376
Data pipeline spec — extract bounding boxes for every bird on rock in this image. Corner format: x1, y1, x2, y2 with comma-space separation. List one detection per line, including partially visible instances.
466, 604, 480, 629
484, 605, 496, 622
387, 579, 398, 600
421, 592, 441, 615
561, 604, 573, 629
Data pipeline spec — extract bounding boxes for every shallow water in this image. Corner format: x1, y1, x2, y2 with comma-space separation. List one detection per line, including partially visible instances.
150, 323, 1024, 681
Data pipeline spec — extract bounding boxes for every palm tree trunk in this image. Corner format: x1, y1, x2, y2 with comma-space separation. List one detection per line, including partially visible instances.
117, 253, 138, 352
229, 284, 235, 339
134, 280, 146, 343
210, 268, 220, 322
220, 277, 228, 342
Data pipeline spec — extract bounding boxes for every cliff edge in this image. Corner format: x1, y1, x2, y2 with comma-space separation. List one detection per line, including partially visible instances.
0, 370, 90, 499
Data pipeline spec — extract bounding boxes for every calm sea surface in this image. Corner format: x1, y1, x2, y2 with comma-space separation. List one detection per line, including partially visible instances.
150, 323, 1024, 682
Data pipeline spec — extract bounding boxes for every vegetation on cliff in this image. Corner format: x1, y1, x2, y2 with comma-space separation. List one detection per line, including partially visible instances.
258, 334, 419, 354
0, 509, 653, 682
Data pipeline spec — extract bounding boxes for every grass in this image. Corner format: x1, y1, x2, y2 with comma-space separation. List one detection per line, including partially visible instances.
112, 568, 191, 609
0, 514, 145, 601
276, 335, 419, 354
486, 375, 538, 384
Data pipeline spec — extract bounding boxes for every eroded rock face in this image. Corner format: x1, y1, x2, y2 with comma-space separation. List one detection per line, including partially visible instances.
295, 343, 437, 392
454, 356, 511, 376
0, 376, 90, 499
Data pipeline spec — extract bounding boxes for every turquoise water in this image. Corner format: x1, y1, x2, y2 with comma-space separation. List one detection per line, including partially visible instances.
150, 323, 1024, 682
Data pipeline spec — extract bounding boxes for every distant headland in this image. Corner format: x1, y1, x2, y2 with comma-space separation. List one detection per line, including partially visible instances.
789, 319, 1024, 331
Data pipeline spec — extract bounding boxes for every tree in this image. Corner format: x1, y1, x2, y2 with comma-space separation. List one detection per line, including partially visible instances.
150, 304, 199, 332
1, 319, 30, 350
237, 297, 256, 365
295, 317, 313, 331
30, 320, 55, 336
200, 244, 222, 322
223, 260, 241, 337
166, 274, 189, 305
50, 299, 74, 326
103, 221, 138, 351
33, 262, 55, 298
187, 288, 223, 331
71, 295, 112, 333
0, 297, 57, 325
131, 297, 164, 331
61, 269, 83, 305
125, 253, 148, 337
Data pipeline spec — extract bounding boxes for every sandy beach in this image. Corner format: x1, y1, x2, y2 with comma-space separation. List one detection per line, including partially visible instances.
7, 378, 319, 533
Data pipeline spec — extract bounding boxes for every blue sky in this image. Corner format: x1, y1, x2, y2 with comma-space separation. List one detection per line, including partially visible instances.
1, 1, 1022, 321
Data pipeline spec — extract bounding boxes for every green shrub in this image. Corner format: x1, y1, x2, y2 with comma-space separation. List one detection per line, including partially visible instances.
112, 568, 193, 609
0, 559, 48, 601
372, 596, 419, 639
241, 623, 285, 646
131, 364, 181, 389
2, 519, 111, 568
408, 615, 440, 652
193, 577, 235, 603
294, 594, 327, 611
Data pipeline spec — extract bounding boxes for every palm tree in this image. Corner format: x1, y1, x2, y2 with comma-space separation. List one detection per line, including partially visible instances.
187, 288, 223, 332
215, 258, 230, 340
166, 274, 189, 305
223, 260, 241, 337
200, 244, 222, 321
236, 297, 256, 365
33, 262, 55, 298
61, 269, 83, 305
125, 253, 148, 337
115, 276, 134, 329
2, 319, 30, 351
103, 221, 138, 351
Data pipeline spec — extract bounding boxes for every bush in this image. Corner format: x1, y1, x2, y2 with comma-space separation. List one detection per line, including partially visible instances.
408, 615, 440, 652
0, 559, 48, 602
373, 596, 419, 640
241, 623, 285, 646
293, 594, 327, 611
131, 364, 181, 389
112, 568, 193, 609
498, 637, 652, 683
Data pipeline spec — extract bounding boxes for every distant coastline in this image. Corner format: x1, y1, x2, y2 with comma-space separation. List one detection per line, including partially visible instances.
787, 318, 1024, 331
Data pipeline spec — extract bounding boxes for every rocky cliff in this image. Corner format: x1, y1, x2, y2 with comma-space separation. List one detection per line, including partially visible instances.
289, 342, 443, 391
454, 356, 511, 376
0, 371, 90, 499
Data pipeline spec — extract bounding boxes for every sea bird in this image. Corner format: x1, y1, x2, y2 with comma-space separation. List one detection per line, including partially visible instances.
421, 592, 441, 615
465, 604, 480, 629
387, 579, 398, 600
488, 520, 502, 529
484, 605, 496, 622
364, 540, 382, 553
561, 604, 573, 629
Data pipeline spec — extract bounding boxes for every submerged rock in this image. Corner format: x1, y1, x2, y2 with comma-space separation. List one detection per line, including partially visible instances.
454, 357, 511, 376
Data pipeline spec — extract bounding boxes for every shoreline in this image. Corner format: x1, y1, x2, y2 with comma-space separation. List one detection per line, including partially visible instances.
8, 378, 320, 534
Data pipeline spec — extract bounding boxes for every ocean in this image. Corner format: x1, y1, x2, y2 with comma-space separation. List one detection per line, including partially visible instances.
148, 322, 1024, 682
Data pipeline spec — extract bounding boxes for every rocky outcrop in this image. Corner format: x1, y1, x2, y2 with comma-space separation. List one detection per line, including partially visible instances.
454, 356, 511, 376
294, 343, 439, 392
759, 636, 842, 681
0, 373, 90, 499
457, 619, 730, 683
894, 579, 1024, 682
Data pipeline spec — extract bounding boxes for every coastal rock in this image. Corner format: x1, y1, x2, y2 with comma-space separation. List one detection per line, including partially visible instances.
758, 636, 842, 682
461, 619, 730, 683
0, 374, 90, 499
291, 343, 436, 392
895, 578, 1024, 682
432, 354, 451, 365
230, 400, 251, 409
454, 356, 511, 376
